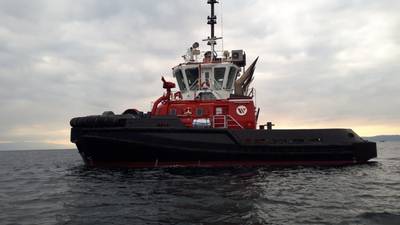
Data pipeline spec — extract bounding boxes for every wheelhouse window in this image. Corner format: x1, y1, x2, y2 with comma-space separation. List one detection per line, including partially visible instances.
214, 67, 226, 90
226, 67, 237, 90
174, 69, 187, 91
185, 68, 199, 90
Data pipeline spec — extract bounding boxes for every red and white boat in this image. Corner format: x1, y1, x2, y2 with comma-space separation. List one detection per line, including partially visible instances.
70, 0, 377, 167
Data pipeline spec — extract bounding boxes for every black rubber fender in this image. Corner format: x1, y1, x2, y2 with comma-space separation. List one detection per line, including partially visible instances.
70, 115, 127, 128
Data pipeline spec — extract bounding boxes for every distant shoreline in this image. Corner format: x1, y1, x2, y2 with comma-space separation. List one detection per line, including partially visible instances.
0, 148, 76, 152
363, 135, 400, 142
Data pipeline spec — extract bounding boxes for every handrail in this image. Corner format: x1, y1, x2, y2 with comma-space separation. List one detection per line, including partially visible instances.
226, 115, 244, 129
212, 115, 226, 128
212, 115, 243, 129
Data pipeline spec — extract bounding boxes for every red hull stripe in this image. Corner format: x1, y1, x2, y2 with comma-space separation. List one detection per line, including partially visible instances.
87, 160, 360, 168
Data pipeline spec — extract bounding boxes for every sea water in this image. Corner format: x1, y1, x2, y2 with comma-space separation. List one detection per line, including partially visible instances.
0, 142, 399, 225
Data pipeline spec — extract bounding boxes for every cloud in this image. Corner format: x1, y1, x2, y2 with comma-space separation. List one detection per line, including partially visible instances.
223, 0, 400, 132
0, 0, 399, 149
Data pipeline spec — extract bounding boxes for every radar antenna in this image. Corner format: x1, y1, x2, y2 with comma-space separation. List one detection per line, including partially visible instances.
203, 0, 222, 61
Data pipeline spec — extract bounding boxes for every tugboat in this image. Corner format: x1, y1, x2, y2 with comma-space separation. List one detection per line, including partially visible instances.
70, 1, 377, 167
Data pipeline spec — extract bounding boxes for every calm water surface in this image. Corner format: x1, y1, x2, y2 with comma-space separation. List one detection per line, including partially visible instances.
0, 142, 399, 225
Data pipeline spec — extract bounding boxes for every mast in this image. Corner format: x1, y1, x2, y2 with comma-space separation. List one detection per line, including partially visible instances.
203, 0, 222, 60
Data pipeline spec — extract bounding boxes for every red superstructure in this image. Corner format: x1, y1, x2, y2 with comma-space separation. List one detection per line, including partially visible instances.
151, 77, 257, 129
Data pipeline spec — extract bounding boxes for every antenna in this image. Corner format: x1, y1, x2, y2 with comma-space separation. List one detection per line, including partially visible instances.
220, 0, 224, 52
203, 0, 222, 60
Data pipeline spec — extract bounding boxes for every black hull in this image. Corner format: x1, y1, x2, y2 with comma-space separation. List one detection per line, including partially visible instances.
71, 125, 377, 168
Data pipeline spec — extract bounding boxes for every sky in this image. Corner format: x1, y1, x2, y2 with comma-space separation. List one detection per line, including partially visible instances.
0, 0, 399, 150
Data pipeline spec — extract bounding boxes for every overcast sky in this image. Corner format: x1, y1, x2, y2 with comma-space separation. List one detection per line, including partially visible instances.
0, 0, 399, 149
